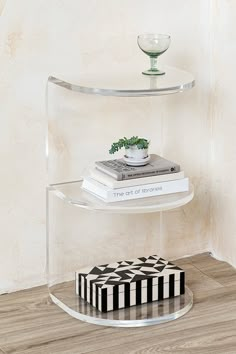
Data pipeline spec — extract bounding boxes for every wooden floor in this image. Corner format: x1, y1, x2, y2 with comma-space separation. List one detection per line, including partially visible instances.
1, 253, 236, 354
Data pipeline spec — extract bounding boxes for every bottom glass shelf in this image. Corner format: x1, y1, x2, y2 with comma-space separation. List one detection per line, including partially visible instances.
49, 281, 193, 327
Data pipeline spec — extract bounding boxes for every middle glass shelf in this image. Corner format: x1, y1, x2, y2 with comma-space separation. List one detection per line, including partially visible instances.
49, 180, 194, 214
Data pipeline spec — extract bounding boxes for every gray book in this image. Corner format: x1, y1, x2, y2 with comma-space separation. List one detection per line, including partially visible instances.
95, 154, 180, 181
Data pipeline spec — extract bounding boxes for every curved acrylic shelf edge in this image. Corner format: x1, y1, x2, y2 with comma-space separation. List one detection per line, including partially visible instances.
48, 181, 194, 214
49, 286, 193, 327
48, 67, 195, 97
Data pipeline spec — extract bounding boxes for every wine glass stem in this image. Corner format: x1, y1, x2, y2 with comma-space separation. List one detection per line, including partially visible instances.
150, 57, 158, 71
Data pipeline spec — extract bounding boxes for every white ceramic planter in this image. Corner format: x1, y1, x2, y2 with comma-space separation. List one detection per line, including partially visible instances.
125, 146, 148, 160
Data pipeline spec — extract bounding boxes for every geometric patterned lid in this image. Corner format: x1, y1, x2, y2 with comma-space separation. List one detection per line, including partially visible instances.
78, 255, 184, 289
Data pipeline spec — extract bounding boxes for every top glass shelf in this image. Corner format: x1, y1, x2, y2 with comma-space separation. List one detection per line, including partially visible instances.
48, 66, 195, 97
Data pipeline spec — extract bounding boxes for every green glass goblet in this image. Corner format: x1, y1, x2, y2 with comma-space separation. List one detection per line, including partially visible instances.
137, 33, 171, 75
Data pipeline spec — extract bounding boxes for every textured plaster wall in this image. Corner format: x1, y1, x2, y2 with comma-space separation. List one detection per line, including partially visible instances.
209, 0, 236, 267
0, 0, 224, 293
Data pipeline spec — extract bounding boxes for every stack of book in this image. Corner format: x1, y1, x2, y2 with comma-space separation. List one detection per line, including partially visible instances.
82, 154, 189, 203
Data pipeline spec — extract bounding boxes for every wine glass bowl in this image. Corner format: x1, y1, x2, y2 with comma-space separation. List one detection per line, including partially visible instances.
137, 33, 171, 75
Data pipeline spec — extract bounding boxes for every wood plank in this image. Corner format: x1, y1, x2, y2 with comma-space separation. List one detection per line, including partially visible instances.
197, 263, 236, 287
175, 253, 236, 287
184, 264, 223, 293
87, 320, 236, 354
0, 254, 235, 354
3, 287, 236, 354
174, 252, 220, 268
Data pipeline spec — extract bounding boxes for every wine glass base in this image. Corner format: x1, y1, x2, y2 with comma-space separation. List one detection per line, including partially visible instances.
142, 69, 165, 76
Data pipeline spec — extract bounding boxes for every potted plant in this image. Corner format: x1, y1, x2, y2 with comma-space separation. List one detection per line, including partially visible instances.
109, 136, 150, 166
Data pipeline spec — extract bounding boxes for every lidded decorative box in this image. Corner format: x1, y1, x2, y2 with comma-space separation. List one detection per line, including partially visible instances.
75, 255, 185, 312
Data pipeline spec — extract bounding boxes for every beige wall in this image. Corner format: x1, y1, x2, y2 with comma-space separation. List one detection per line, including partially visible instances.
210, 0, 236, 267
1, 0, 232, 293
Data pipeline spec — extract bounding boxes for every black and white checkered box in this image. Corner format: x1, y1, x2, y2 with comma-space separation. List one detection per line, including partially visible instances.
75, 255, 185, 312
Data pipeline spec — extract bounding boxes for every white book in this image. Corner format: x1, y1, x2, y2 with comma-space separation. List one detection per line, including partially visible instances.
82, 177, 189, 203
90, 168, 185, 189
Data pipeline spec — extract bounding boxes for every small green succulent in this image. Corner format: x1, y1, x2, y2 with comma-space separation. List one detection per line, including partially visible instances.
109, 136, 149, 154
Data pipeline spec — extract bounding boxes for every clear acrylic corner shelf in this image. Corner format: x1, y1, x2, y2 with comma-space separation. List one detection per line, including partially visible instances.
49, 180, 194, 214
50, 285, 193, 327
47, 66, 195, 327
48, 66, 195, 97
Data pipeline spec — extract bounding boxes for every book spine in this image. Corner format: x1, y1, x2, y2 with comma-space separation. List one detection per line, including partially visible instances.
122, 166, 180, 180
91, 169, 185, 189
83, 178, 189, 202
95, 165, 180, 181
106, 178, 188, 202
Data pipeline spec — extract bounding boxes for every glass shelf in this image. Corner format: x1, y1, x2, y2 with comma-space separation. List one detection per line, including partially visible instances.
49, 283, 193, 327
48, 66, 195, 97
49, 180, 194, 214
